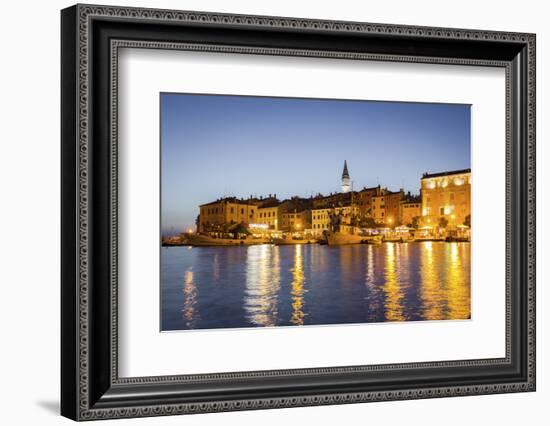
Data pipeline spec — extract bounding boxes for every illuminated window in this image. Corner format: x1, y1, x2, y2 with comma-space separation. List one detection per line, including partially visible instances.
443, 206, 455, 215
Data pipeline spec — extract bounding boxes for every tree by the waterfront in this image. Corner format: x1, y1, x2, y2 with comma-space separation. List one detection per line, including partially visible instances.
361, 217, 377, 229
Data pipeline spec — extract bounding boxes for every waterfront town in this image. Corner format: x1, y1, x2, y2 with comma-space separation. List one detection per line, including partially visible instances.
163, 161, 471, 246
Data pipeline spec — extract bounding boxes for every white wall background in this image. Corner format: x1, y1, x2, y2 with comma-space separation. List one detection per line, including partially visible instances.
0, 0, 546, 424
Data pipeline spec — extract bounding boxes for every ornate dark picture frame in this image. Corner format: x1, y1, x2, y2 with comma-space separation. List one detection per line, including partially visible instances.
61, 4, 536, 421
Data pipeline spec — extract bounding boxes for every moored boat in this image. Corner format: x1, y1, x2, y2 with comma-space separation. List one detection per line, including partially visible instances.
364, 236, 383, 244
383, 235, 414, 243
414, 236, 445, 242
187, 233, 271, 247
445, 236, 470, 242
326, 231, 381, 245
272, 234, 317, 245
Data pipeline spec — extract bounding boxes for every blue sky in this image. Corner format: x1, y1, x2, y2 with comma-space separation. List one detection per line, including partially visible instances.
161, 93, 470, 233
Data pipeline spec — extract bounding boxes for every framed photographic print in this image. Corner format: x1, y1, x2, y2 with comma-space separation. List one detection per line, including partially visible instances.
61, 4, 536, 421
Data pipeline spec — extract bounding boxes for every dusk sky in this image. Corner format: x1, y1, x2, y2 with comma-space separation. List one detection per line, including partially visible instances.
161, 93, 470, 233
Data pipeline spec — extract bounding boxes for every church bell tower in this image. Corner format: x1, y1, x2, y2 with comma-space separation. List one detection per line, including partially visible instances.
341, 160, 351, 193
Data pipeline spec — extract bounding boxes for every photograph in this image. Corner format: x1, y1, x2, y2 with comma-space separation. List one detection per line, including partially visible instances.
57, 3, 536, 420
160, 93, 472, 331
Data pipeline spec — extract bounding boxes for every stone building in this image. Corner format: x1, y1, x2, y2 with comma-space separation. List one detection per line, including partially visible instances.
420, 168, 471, 227
255, 205, 280, 230
400, 193, 422, 227
371, 192, 386, 223
383, 189, 405, 226
278, 198, 312, 232
198, 197, 258, 233
281, 209, 311, 232
355, 186, 381, 219
254, 197, 281, 230
311, 205, 359, 235
370, 188, 404, 225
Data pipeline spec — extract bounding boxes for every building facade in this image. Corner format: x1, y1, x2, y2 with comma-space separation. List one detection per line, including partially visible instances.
371, 193, 386, 223
355, 186, 381, 219
256, 205, 280, 230
311, 208, 331, 233
383, 190, 404, 226
400, 195, 422, 227
280, 209, 311, 232
311, 205, 359, 235
198, 198, 258, 232
420, 168, 471, 227
252, 196, 281, 230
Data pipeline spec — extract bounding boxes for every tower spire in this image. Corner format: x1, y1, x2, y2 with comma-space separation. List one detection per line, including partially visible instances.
341, 160, 351, 193
342, 160, 350, 179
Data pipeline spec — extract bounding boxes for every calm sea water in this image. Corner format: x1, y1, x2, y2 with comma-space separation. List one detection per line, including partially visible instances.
161, 242, 470, 331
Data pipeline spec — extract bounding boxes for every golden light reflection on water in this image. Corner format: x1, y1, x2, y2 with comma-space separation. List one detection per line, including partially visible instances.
420, 241, 446, 320
244, 245, 281, 326
445, 243, 471, 319
383, 243, 405, 321
398, 242, 410, 284
339, 245, 354, 289
419, 242, 470, 320
366, 244, 374, 284
182, 270, 199, 328
170, 241, 470, 330
290, 244, 306, 325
